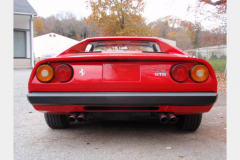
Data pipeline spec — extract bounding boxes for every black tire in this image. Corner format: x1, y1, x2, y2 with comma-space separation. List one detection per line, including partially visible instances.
177, 114, 202, 131
44, 113, 70, 129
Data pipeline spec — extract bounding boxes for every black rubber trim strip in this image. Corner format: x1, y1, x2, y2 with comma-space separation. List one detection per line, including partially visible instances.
27, 92, 218, 106
84, 107, 160, 111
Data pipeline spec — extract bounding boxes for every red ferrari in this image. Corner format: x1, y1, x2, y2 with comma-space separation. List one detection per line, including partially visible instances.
27, 37, 217, 131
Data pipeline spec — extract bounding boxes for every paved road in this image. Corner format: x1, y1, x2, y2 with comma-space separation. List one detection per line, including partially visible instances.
14, 69, 226, 160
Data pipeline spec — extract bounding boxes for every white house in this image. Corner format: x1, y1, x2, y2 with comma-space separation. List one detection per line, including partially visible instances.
185, 45, 227, 59
34, 33, 79, 59
159, 37, 176, 47
14, 0, 37, 68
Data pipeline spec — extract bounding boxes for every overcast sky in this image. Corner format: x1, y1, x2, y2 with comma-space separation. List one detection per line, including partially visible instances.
28, 0, 215, 28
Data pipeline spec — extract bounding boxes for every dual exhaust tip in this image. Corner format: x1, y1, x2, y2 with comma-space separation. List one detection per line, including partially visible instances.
69, 112, 178, 123
69, 113, 85, 123
158, 113, 178, 124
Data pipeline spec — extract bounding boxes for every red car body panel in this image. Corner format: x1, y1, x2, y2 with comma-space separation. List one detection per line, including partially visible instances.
29, 61, 216, 92
28, 37, 217, 116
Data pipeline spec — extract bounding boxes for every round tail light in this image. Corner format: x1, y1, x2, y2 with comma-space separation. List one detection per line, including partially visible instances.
36, 64, 55, 82
190, 65, 209, 82
171, 64, 189, 82
55, 64, 73, 82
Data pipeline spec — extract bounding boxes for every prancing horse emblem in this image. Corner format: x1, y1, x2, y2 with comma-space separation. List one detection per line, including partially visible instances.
79, 69, 85, 77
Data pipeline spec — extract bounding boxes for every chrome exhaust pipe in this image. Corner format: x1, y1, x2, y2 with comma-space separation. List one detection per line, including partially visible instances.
167, 113, 178, 123
77, 113, 85, 122
158, 113, 168, 123
69, 114, 77, 123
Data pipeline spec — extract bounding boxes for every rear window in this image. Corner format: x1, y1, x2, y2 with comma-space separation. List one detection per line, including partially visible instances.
85, 40, 161, 52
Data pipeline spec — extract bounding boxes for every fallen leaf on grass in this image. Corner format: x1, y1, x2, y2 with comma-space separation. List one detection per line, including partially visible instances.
179, 155, 185, 158
166, 147, 172, 150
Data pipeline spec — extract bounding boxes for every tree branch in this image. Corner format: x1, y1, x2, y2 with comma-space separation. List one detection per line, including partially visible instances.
199, 0, 226, 6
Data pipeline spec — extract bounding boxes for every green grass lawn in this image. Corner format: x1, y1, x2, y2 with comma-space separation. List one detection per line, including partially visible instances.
207, 60, 226, 72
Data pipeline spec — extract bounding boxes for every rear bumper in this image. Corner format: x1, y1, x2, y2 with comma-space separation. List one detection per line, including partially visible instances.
27, 92, 217, 106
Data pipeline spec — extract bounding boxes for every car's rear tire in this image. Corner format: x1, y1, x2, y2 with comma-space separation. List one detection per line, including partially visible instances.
44, 113, 70, 129
177, 114, 202, 131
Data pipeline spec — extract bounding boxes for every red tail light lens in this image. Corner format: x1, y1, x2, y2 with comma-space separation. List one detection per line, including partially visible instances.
55, 64, 73, 82
171, 64, 189, 82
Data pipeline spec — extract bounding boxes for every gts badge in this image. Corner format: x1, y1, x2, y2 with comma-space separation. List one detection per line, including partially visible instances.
155, 70, 166, 76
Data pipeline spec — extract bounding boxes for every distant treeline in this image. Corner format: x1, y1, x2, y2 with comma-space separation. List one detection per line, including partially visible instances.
33, 12, 226, 50
33, 12, 101, 40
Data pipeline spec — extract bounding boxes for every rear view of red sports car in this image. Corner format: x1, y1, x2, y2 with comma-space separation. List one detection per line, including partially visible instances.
27, 37, 217, 131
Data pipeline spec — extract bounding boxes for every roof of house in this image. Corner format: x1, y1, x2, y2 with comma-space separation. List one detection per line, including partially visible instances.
33, 33, 79, 57
34, 32, 80, 41
14, 0, 37, 15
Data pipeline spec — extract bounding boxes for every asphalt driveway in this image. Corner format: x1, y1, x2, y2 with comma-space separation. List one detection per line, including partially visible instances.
14, 69, 226, 160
